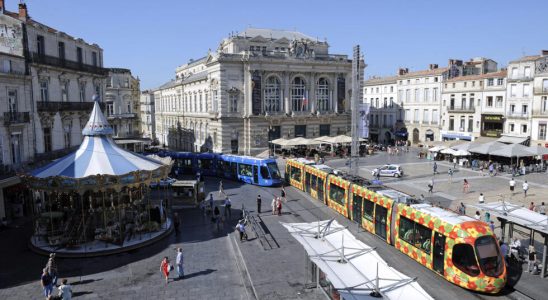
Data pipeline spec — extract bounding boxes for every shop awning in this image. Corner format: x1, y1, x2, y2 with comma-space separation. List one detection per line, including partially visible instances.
282, 220, 433, 300
497, 135, 530, 145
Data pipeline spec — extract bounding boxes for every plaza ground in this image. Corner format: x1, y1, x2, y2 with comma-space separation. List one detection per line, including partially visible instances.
1, 149, 547, 299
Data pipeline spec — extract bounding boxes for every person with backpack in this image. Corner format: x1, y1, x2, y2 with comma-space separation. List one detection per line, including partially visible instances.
237, 221, 248, 241
41, 268, 53, 299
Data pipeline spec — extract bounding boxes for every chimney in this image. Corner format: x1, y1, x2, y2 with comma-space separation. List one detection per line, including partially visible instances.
0, 0, 4, 13
542, 50, 548, 56
429, 64, 438, 70
398, 68, 408, 76
18, 2, 28, 20
448, 59, 454, 66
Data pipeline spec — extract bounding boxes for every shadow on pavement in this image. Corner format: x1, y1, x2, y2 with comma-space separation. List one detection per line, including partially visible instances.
182, 268, 216, 280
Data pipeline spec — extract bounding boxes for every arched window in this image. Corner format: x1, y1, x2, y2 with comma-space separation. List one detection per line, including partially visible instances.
264, 76, 281, 112
291, 76, 306, 111
316, 77, 330, 112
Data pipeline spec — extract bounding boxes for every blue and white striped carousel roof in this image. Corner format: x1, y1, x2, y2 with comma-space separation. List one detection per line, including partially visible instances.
31, 98, 166, 179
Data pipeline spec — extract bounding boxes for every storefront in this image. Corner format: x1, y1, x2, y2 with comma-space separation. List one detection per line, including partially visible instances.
440, 130, 473, 141
481, 114, 504, 137
425, 129, 435, 142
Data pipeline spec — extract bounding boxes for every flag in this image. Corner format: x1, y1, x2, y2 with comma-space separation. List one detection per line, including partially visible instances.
301, 90, 308, 111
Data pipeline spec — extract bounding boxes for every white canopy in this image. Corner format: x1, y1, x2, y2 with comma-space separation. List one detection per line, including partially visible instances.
489, 143, 535, 158
282, 220, 433, 300
469, 141, 505, 155
271, 138, 289, 146
527, 146, 548, 156
452, 142, 476, 151
468, 201, 548, 235
440, 148, 456, 155
428, 145, 446, 152
453, 149, 471, 156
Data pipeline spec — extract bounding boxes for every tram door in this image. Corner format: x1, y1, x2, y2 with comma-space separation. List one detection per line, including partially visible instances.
304, 172, 311, 194
433, 232, 445, 274
374, 205, 388, 239
253, 165, 259, 184
352, 194, 363, 223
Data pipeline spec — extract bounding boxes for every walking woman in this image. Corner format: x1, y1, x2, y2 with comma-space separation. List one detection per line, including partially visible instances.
281, 186, 287, 202
277, 197, 282, 216
160, 257, 170, 284
463, 179, 470, 193
271, 197, 277, 215
218, 180, 224, 197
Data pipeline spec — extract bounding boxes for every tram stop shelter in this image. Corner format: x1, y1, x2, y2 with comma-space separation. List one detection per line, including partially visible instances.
282, 219, 433, 300
469, 201, 548, 278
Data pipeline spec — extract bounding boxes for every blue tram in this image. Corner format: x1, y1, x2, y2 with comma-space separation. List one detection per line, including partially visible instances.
155, 152, 282, 187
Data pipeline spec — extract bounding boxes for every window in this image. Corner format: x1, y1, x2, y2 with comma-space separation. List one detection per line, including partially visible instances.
61, 81, 69, 102
405, 89, 410, 102
263, 77, 281, 113
543, 79, 548, 92
497, 78, 504, 85
511, 67, 518, 78
316, 78, 330, 112
389, 97, 394, 108
495, 96, 503, 108
295, 125, 306, 137
229, 93, 238, 112
475, 236, 504, 277
509, 123, 514, 132
43, 128, 52, 152
398, 90, 403, 103
472, 81, 475, 87
390, 86, 394, 93
36, 35, 45, 55
92, 51, 98, 66
424, 88, 429, 102
432, 109, 439, 124
291, 77, 306, 111
523, 84, 530, 97
487, 78, 494, 86
423, 109, 429, 123
510, 85, 517, 97
79, 82, 86, 102
522, 104, 528, 115
94, 84, 100, 97
58, 42, 65, 60
398, 216, 432, 253
433, 88, 438, 102
524, 66, 531, 78
127, 101, 132, 113
413, 109, 419, 123
329, 183, 346, 206
542, 96, 548, 112
452, 244, 480, 276
40, 81, 49, 102
468, 117, 473, 132
290, 166, 302, 182
464, 82, 467, 88
319, 124, 330, 136
486, 96, 493, 107
363, 198, 374, 221
76, 47, 83, 64
449, 117, 454, 131
238, 163, 252, 177
460, 116, 465, 131
522, 124, 528, 133
107, 103, 114, 115
414, 89, 419, 102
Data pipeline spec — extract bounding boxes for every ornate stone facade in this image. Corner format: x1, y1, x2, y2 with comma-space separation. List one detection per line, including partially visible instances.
155, 28, 360, 155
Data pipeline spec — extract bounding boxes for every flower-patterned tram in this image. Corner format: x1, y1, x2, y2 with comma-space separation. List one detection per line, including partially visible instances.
285, 158, 507, 293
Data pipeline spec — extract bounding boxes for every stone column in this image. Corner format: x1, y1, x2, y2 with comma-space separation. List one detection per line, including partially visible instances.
284, 72, 291, 114
309, 72, 316, 113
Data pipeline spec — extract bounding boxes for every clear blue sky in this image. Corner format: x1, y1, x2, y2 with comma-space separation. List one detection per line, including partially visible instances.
14, 0, 548, 89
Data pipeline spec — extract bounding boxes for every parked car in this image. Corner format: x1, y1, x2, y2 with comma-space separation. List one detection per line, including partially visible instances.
150, 177, 176, 188
372, 165, 403, 178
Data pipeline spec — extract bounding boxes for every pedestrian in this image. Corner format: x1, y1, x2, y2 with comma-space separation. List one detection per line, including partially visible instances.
528, 201, 535, 211
237, 221, 248, 241
510, 238, 521, 260
489, 221, 495, 233
173, 212, 180, 234
523, 180, 529, 198
160, 257, 170, 284
448, 168, 453, 183
474, 211, 481, 220
420, 194, 425, 202
218, 180, 224, 197
489, 163, 494, 176
176, 248, 184, 279
45, 253, 58, 287
459, 202, 466, 215
539, 202, 546, 215
209, 193, 214, 212
433, 162, 438, 175
224, 197, 232, 219
428, 178, 434, 193
200, 199, 207, 217
277, 198, 282, 216
463, 179, 470, 193
484, 211, 491, 223
281, 186, 287, 202
256, 195, 262, 214
213, 206, 221, 230
478, 193, 485, 204
509, 178, 516, 193
500, 240, 509, 259
271, 197, 277, 215
41, 268, 53, 299
527, 245, 537, 273
480, 162, 484, 175
57, 278, 72, 300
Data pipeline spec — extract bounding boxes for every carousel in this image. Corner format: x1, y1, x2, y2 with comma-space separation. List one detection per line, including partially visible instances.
24, 96, 172, 257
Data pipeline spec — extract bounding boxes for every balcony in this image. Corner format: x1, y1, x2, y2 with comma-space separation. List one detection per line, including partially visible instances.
447, 106, 475, 113
3, 112, 30, 125
107, 113, 137, 119
507, 76, 534, 82
37, 101, 105, 112
506, 111, 529, 119
534, 87, 548, 95
27, 52, 109, 76
532, 109, 548, 117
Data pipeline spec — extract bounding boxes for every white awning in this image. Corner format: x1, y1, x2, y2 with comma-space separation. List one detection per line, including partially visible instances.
497, 135, 529, 145
468, 201, 548, 235
282, 220, 433, 300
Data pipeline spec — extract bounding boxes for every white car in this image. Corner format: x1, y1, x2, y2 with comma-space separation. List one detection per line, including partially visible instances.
372, 165, 403, 178
159, 177, 177, 187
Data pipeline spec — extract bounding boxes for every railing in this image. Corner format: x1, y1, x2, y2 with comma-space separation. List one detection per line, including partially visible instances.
447, 106, 475, 113
28, 52, 109, 76
107, 112, 137, 119
37, 101, 105, 112
3, 112, 30, 125
507, 75, 534, 82
506, 111, 529, 118
534, 87, 548, 94
0, 68, 26, 76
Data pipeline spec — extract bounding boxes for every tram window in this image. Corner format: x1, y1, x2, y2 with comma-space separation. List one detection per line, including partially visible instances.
415, 223, 432, 253
453, 244, 480, 276
317, 178, 324, 191
329, 183, 346, 206
399, 216, 431, 253
363, 198, 374, 221
310, 174, 317, 190
291, 167, 301, 182
239, 164, 253, 177
267, 162, 281, 179
399, 216, 416, 244
230, 163, 237, 178
475, 236, 503, 277
199, 159, 212, 170
260, 166, 271, 179
182, 158, 192, 167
